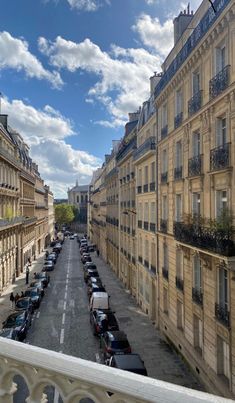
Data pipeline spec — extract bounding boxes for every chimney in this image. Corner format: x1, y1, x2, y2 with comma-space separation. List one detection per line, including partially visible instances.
128, 111, 140, 122
150, 72, 162, 95
0, 114, 8, 130
173, 3, 194, 45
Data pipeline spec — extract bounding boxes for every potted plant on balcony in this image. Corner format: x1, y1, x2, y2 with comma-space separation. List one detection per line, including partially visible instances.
210, 208, 234, 256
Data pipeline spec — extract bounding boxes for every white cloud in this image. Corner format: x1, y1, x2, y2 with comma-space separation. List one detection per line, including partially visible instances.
0, 31, 63, 89
132, 14, 173, 57
38, 36, 162, 124
1, 97, 101, 197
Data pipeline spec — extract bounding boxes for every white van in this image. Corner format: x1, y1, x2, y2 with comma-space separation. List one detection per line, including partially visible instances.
90, 292, 109, 311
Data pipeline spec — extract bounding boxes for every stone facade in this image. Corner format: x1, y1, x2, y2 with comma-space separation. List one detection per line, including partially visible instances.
68, 181, 88, 223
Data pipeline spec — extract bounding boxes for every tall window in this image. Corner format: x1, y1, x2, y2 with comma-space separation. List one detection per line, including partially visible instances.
138, 168, 142, 186
163, 288, 168, 314
177, 300, 183, 329
176, 249, 183, 279
175, 194, 182, 222
145, 239, 149, 263
163, 243, 168, 271
151, 161, 155, 183
139, 236, 143, 258
193, 255, 202, 292
192, 70, 200, 95
77, 195, 79, 203
162, 104, 167, 128
138, 202, 142, 221
192, 193, 201, 217
150, 202, 156, 223
176, 89, 183, 115
162, 149, 168, 173
218, 266, 228, 311
144, 202, 149, 222
215, 45, 226, 74
192, 132, 200, 157
216, 117, 227, 146
144, 165, 148, 184
162, 195, 168, 220
217, 336, 230, 380
175, 141, 182, 168
151, 242, 156, 269
216, 190, 227, 218
194, 315, 203, 354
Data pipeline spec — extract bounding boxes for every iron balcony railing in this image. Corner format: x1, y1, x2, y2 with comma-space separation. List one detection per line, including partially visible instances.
188, 90, 203, 116
150, 182, 155, 191
154, 0, 230, 98
173, 221, 235, 257
138, 220, 142, 229
132, 256, 136, 264
133, 136, 156, 161
150, 223, 156, 232
174, 112, 183, 129
137, 186, 142, 194
151, 264, 156, 275
209, 65, 230, 99
161, 172, 168, 184
192, 288, 203, 307
188, 155, 202, 177
176, 276, 184, 292
174, 166, 183, 180
131, 171, 135, 179
144, 259, 149, 268
143, 184, 148, 193
210, 143, 230, 171
144, 221, 149, 231
116, 136, 137, 161
162, 267, 169, 280
161, 125, 168, 139
0, 216, 23, 228
160, 219, 168, 233
138, 255, 143, 263
215, 303, 230, 328
132, 229, 135, 237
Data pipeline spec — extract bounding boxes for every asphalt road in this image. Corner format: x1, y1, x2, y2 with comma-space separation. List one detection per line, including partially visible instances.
14, 236, 205, 402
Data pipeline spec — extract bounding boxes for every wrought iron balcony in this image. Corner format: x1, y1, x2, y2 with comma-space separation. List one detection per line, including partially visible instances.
215, 303, 230, 328
210, 143, 230, 171
144, 259, 149, 268
175, 276, 184, 292
143, 184, 149, 193
188, 155, 202, 177
160, 219, 168, 233
144, 221, 149, 231
132, 256, 136, 264
161, 172, 168, 184
133, 136, 156, 161
0, 216, 24, 228
132, 229, 136, 236
161, 125, 168, 139
188, 90, 203, 116
174, 112, 183, 129
174, 166, 183, 180
162, 267, 169, 280
209, 65, 230, 99
173, 221, 235, 257
137, 186, 142, 194
192, 288, 203, 306
138, 255, 143, 263
151, 264, 156, 274
138, 220, 142, 228
150, 223, 156, 232
150, 182, 155, 191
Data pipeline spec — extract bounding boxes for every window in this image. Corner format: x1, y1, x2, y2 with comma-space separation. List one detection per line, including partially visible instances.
151, 242, 156, 269
215, 45, 226, 74
150, 202, 156, 223
163, 243, 168, 270
162, 149, 168, 173
175, 141, 182, 168
163, 288, 168, 314
162, 104, 167, 128
217, 336, 230, 380
151, 161, 155, 183
139, 236, 143, 259
192, 132, 200, 157
175, 194, 182, 222
194, 315, 203, 354
176, 89, 183, 115
139, 271, 143, 295
177, 300, 183, 329
77, 195, 79, 203
192, 193, 201, 217
216, 190, 227, 218
192, 70, 200, 95
144, 165, 148, 184
176, 249, 183, 279
81, 195, 84, 203
193, 255, 202, 292
216, 117, 226, 146
138, 168, 142, 186
162, 196, 168, 220
144, 202, 148, 222
145, 240, 149, 262
218, 267, 228, 311
138, 202, 142, 221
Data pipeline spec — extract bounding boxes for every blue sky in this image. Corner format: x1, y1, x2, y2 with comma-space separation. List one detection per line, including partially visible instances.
0, 0, 201, 197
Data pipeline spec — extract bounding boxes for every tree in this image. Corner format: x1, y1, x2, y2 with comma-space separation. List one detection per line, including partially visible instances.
55, 204, 75, 226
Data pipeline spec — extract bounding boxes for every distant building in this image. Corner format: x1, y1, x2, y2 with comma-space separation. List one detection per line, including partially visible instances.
68, 180, 88, 223
54, 199, 68, 205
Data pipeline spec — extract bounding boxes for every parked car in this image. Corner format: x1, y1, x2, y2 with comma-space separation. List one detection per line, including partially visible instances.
50, 240, 57, 247
30, 280, 45, 297
83, 262, 97, 271
80, 246, 88, 254
107, 354, 148, 376
2, 310, 32, 341
89, 291, 109, 311
84, 268, 99, 283
24, 287, 41, 309
70, 235, 75, 240
87, 277, 103, 289
100, 331, 131, 360
15, 297, 34, 314
81, 254, 92, 264
90, 310, 118, 336
0, 327, 19, 341
87, 244, 95, 252
42, 261, 54, 271
87, 283, 106, 299
33, 272, 49, 287
46, 253, 57, 263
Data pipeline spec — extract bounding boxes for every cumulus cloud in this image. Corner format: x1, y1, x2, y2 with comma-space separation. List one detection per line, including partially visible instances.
38, 36, 161, 126
132, 14, 173, 57
0, 31, 63, 89
1, 97, 101, 197
67, 0, 110, 11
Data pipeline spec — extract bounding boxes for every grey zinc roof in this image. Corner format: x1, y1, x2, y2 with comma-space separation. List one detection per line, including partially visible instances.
69, 185, 89, 192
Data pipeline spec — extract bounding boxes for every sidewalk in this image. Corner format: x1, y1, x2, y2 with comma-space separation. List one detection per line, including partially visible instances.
0, 249, 49, 326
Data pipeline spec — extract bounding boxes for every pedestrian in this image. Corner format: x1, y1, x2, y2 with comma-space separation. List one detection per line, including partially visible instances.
14, 293, 20, 305
96, 249, 100, 257
10, 292, 14, 309
101, 314, 108, 333
25, 266, 29, 285
21, 291, 25, 298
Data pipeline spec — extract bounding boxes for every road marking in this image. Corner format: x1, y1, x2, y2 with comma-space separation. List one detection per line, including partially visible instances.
60, 328, 64, 344
65, 284, 68, 291
36, 311, 40, 319
63, 301, 67, 310
62, 313, 65, 325
65, 279, 69, 285
64, 291, 67, 300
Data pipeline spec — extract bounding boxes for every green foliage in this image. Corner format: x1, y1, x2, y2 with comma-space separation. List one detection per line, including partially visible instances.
210, 208, 234, 235
55, 204, 75, 225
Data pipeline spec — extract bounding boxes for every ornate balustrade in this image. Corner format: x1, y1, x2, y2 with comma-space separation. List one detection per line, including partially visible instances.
215, 303, 230, 328
210, 143, 230, 171
209, 65, 230, 99
176, 276, 184, 292
174, 112, 183, 129
161, 172, 168, 184
188, 90, 203, 116
160, 219, 168, 233
133, 136, 156, 161
149, 182, 155, 192
161, 125, 168, 140
0, 216, 24, 228
188, 155, 202, 177
162, 267, 169, 280
192, 288, 203, 306
174, 166, 183, 180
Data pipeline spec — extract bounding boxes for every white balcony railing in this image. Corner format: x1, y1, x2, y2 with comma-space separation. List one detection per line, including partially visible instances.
0, 338, 233, 403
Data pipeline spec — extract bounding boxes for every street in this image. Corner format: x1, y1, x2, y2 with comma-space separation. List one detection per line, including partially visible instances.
14, 236, 204, 402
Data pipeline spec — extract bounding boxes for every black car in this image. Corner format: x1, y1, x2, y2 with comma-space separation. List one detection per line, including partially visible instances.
33, 272, 49, 288
2, 311, 32, 341
84, 269, 99, 283
42, 261, 54, 271
100, 331, 131, 360
46, 253, 57, 263
15, 297, 34, 314
108, 354, 148, 376
83, 262, 97, 271
90, 310, 119, 336
0, 327, 19, 341
81, 254, 92, 264
87, 277, 103, 288
24, 287, 41, 309
30, 280, 45, 297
